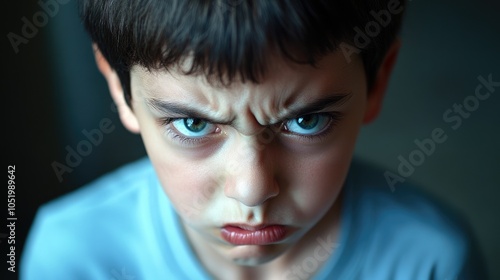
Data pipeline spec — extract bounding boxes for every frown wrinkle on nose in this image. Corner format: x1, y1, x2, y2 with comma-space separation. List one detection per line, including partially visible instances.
223, 137, 279, 207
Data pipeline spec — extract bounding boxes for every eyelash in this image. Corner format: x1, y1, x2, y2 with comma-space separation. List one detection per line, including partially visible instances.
284, 112, 343, 141
158, 112, 344, 145
158, 118, 217, 146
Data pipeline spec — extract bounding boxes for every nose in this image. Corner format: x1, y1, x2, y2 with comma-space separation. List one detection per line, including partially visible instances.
224, 137, 279, 207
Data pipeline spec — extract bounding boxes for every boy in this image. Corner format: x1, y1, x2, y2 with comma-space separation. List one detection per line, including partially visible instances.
21, 0, 487, 279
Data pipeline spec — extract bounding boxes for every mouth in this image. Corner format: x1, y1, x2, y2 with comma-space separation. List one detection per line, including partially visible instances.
221, 224, 287, 245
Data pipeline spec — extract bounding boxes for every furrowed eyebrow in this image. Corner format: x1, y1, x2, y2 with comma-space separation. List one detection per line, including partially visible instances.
146, 98, 234, 124
279, 93, 352, 121
146, 92, 351, 125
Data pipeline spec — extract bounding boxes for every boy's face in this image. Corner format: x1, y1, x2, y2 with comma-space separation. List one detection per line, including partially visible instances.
99, 47, 395, 266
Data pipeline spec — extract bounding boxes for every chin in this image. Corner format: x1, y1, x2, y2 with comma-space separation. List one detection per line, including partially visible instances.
226, 243, 289, 266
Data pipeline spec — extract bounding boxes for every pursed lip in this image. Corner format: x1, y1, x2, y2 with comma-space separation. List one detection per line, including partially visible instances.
220, 224, 287, 245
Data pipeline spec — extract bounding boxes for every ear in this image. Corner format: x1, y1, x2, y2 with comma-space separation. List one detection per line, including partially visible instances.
363, 39, 401, 124
93, 44, 140, 134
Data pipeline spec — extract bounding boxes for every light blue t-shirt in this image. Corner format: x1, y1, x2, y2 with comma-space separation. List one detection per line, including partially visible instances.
20, 157, 487, 279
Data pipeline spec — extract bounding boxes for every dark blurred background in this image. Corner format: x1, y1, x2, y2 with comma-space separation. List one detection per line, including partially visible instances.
4, 0, 499, 279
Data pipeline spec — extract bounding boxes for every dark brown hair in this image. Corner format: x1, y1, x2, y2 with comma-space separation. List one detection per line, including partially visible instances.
79, 0, 406, 106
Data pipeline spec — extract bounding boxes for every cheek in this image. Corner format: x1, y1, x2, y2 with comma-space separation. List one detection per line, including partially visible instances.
154, 155, 220, 221
282, 148, 351, 223
134, 107, 219, 221
281, 114, 362, 222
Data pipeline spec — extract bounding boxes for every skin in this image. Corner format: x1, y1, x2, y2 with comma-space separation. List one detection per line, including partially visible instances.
95, 41, 399, 279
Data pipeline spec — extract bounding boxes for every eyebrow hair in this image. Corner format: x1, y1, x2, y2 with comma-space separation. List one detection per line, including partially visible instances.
280, 93, 352, 121
146, 98, 234, 124
145, 92, 351, 125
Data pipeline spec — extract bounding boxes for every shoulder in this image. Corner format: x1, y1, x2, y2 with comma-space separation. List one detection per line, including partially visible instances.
41, 156, 155, 215
30, 156, 156, 233
347, 158, 465, 232
339, 158, 487, 279
20, 157, 160, 278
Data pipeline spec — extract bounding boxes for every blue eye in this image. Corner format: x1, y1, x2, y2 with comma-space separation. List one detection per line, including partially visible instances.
284, 114, 331, 135
171, 118, 217, 138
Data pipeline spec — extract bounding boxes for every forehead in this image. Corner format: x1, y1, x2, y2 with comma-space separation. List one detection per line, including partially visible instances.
133, 50, 362, 89
130, 51, 365, 124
